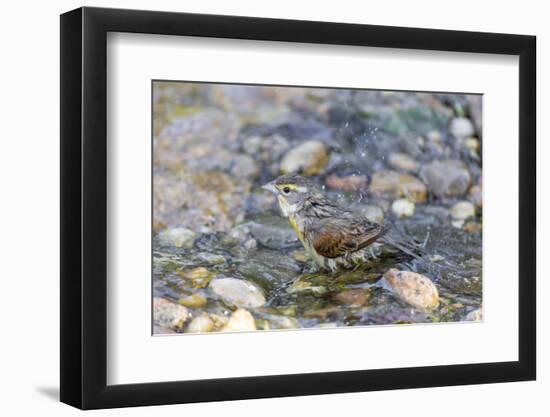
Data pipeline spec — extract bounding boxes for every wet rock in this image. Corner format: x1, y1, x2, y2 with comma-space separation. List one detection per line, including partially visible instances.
359, 205, 385, 223
464, 221, 482, 233
463, 308, 483, 322
388, 152, 418, 172
158, 227, 197, 248
304, 307, 341, 320
244, 238, 258, 250
450, 201, 476, 220
464, 137, 480, 152
248, 219, 298, 250
419, 159, 471, 198
186, 313, 215, 333
291, 249, 311, 262
279, 140, 328, 175
153, 219, 166, 232
467, 96, 483, 137
469, 184, 482, 208
178, 294, 207, 308
210, 278, 266, 308
153, 297, 189, 330
221, 308, 257, 332
287, 280, 327, 296
177, 267, 215, 288
333, 288, 369, 306
369, 170, 427, 202
229, 154, 260, 179
326, 174, 368, 192
391, 199, 415, 218
383, 269, 439, 310
449, 117, 475, 140
195, 252, 226, 265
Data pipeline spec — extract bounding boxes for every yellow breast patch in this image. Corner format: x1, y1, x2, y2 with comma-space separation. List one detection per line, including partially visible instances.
288, 215, 304, 243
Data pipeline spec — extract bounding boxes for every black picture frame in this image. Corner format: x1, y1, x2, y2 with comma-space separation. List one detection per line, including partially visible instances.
60, 6, 536, 410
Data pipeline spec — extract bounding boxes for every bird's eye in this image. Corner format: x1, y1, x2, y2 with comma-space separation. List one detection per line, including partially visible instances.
283, 186, 291, 194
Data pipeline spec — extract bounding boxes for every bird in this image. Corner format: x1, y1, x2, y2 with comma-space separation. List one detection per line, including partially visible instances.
262, 174, 425, 272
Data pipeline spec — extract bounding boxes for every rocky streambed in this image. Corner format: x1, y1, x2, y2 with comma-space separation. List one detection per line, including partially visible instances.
152, 82, 483, 334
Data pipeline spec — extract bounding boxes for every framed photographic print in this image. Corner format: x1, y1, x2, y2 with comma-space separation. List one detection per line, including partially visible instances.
60, 6, 536, 410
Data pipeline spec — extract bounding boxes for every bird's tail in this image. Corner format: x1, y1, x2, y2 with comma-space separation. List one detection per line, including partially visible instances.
380, 225, 429, 260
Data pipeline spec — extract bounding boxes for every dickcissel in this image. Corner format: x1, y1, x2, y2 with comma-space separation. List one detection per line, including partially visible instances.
262, 174, 423, 271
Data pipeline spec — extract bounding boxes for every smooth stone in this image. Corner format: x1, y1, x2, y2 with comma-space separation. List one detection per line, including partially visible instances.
325, 174, 368, 192
388, 152, 419, 172
153, 297, 189, 330
450, 201, 476, 220
463, 308, 483, 322
333, 288, 369, 307
196, 252, 226, 265
264, 315, 299, 329
221, 309, 257, 332
279, 140, 328, 176
427, 130, 442, 143
291, 249, 311, 262
177, 267, 215, 288
369, 170, 427, 202
158, 227, 197, 248
360, 205, 385, 223
391, 198, 415, 218
186, 313, 214, 333
210, 278, 266, 308
383, 269, 439, 310
229, 154, 260, 179
178, 294, 207, 308
464, 137, 480, 152
469, 184, 483, 208
248, 220, 298, 250
419, 159, 471, 198
449, 117, 475, 140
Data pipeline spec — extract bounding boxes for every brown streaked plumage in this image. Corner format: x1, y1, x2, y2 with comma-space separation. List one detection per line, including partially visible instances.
262, 174, 423, 271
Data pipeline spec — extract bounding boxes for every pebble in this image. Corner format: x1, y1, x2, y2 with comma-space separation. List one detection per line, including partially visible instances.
388, 152, 419, 172
177, 267, 215, 288
464, 137, 480, 152
178, 294, 207, 308
383, 269, 439, 310
210, 278, 266, 308
450, 201, 476, 220
326, 174, 368, 192
153, 297, 189, 330
391, 199, 415, 218
449, 117, 475, 140
196, 252, 226, 265
248, 220, 298, 250
229, 154, 260, 179
221, 309, 257, 332
360, 205, 385, 223
369, 170, 427, 202
333, 288, 369, 307
469, 184, 482, 208
186, 313, 214, 333
279, 140, 329, 175
419, 159, 471, 198
463, 308, 483, 322
158, 227, 197, 248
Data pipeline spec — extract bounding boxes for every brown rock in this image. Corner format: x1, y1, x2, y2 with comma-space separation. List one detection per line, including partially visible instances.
383, 269, 439, 310
326, 174, 368, 192
333, 289, 369, 307
369, 170, 427, 202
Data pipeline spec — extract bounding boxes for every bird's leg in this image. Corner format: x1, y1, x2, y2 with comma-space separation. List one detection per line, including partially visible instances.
369, 246, 378, 260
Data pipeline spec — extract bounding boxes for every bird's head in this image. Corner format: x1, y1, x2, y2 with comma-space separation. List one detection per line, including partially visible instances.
261, 174, 322, 217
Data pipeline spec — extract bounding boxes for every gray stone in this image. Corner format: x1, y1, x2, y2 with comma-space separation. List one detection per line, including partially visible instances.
158, 227, 197, 248
449, 117, 475, 140
279, 140, 328, 175
419, 159, 471, 198
210, 278, 266, 308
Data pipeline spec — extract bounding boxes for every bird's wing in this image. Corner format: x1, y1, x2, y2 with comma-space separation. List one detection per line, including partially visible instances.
311, 218, 388, 259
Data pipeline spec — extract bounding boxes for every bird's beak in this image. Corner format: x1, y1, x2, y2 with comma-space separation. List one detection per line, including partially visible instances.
261, 181, 278, 194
